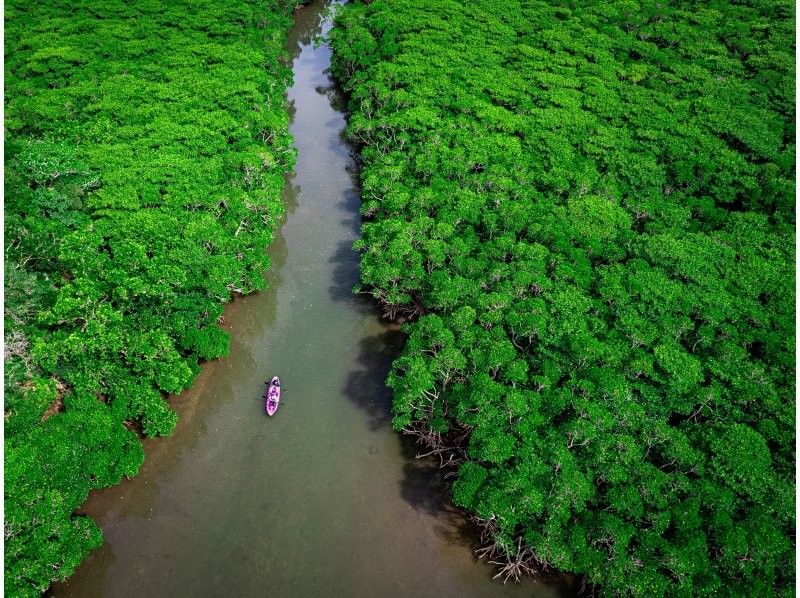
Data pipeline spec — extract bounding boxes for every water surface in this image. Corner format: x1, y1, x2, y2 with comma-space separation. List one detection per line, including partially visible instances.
53, 3, 571, 596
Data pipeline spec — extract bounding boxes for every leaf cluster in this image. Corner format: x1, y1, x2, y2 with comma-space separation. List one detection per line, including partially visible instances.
4, 0, 298, 594
331, 0, 795, 594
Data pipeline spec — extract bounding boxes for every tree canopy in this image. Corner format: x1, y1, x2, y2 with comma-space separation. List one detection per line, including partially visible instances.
331, 0, 795, 594
4, 0, 300, 594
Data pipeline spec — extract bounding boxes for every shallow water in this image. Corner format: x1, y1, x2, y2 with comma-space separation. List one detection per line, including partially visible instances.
52, 3, 572, 596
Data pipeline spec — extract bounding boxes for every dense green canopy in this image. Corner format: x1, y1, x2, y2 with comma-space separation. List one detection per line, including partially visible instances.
331, 0, 795, 594
4, 1, 299, 594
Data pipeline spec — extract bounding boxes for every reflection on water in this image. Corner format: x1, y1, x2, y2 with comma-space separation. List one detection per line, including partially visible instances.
51, 2, 573, 597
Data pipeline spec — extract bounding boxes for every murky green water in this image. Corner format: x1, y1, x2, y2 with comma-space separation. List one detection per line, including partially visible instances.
52, 3, 571, 596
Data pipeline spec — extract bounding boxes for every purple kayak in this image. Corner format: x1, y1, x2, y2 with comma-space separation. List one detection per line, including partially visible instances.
265, 376, 280, 416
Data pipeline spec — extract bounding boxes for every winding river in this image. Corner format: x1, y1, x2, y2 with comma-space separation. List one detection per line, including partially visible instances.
53, 3, 570, 596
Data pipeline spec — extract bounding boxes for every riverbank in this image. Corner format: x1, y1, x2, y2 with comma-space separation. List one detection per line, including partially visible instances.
330, 0, 795, 594
5, 1, 301, 594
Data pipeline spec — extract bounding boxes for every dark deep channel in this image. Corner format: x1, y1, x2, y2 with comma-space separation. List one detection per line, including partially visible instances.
52, 3, 568, 596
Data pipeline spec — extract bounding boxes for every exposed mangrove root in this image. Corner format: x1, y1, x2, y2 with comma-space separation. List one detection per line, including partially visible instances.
488, 537, 539, 584
402, 418, 552, 584
471, 522, 552, 585
401, 420, 469, 471
378, 297, 425, 321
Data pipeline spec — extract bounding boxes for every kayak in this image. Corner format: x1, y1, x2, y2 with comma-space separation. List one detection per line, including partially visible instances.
265, 376, 280, 416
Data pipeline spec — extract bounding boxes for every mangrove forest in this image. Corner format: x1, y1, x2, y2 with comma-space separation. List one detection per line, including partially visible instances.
5, 0, 301, 594
331, 0, 795, 595
4, 0, 797, 596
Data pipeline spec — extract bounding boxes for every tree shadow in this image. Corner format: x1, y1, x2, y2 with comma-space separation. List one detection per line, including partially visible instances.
342, 324, 487, 560
400, 445, 581, 593
325, 159, 368, 309
398, 444, 481, 548
315, 82, 347, 113
327, 238, 372, 310
284, 0, 327, 60
342, 325, 485, 554
342, 326, 405, 431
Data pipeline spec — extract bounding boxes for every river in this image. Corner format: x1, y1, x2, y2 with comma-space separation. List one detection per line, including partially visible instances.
52, 2, 571, 596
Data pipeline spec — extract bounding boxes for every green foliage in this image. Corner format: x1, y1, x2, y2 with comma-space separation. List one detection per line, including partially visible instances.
4, 0, 298, 593
332, 0, 795, 594
5, 403, 143, 597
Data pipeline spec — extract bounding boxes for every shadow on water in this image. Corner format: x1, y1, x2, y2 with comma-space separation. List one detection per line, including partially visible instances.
286, 5, 325, 58
400, 444, 582, 595
327, 239, 366, 306
343, 328, 406, 431
338, 311, 485, 558
315, 82, 347, 113
342, 317, 483, 559
282, 177, 301, 217
319, 47, 485, 569
399, 447, 480, 543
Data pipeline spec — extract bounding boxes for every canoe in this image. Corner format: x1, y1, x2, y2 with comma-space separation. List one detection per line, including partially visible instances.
265, 376, 280, 416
